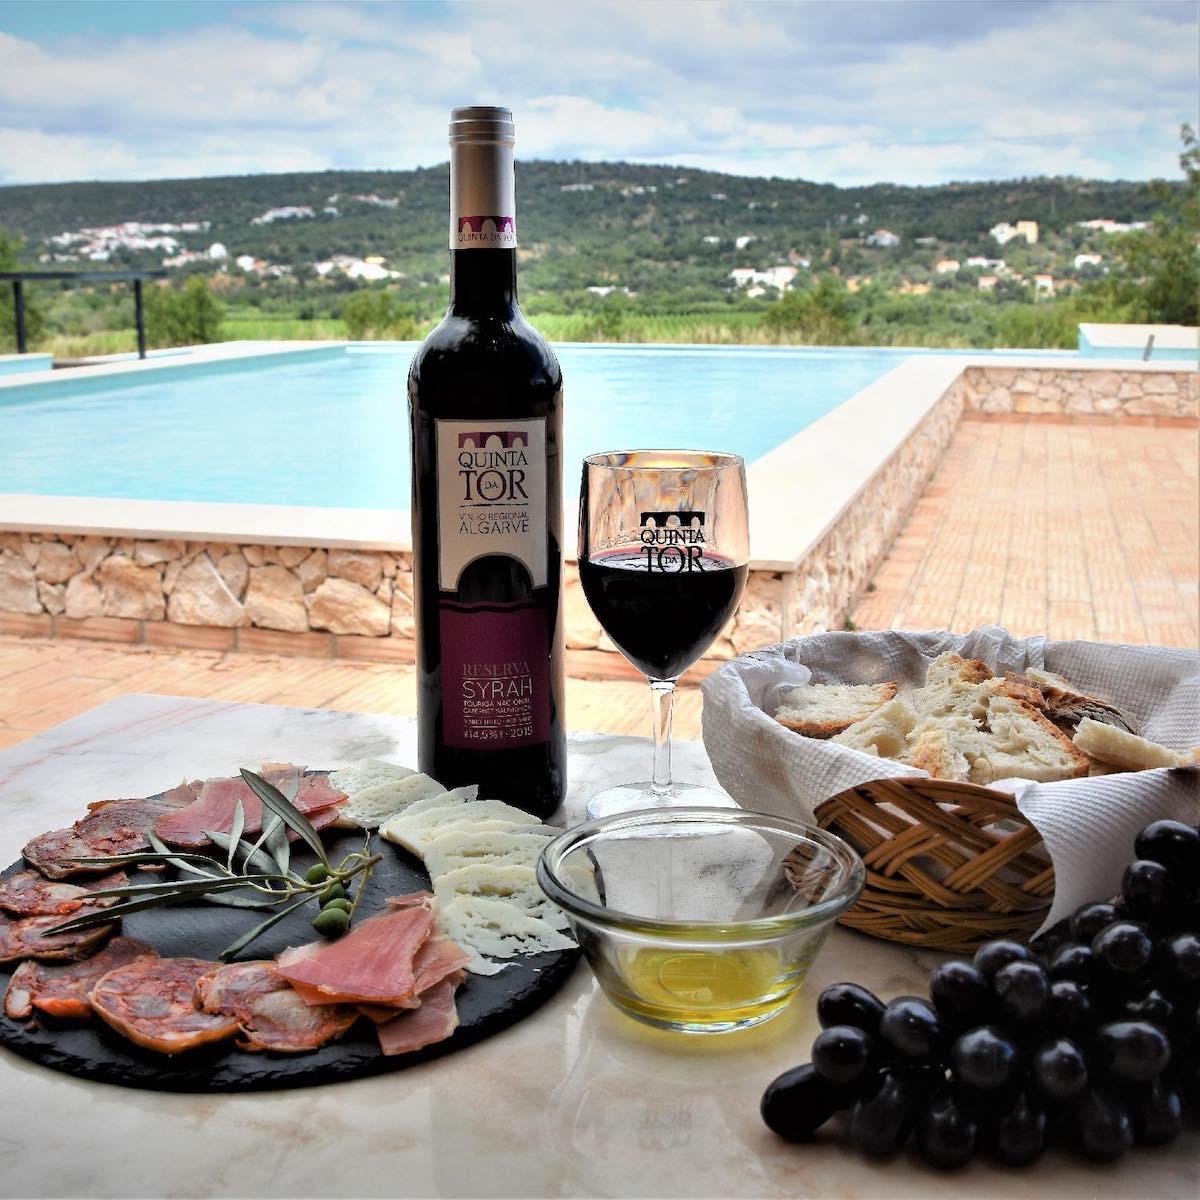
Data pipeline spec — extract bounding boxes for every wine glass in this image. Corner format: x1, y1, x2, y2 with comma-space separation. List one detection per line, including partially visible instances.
578, 450, 749, 819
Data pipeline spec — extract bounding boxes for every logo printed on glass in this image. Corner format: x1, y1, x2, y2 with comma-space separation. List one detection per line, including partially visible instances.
639, 510, 707, 572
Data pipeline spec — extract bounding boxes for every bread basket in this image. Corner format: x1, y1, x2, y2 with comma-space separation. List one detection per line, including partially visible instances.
702, 627, 1198, 955
811, 776, 1053, 952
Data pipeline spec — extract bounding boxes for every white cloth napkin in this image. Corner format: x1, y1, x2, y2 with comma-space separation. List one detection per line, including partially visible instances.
700, 627, 1200, 935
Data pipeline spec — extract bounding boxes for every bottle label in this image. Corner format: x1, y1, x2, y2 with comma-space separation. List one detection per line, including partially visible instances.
436, 418, 547, 590
439, 598, 549, 749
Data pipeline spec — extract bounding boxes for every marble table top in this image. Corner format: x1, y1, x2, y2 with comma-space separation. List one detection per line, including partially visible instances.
0, 694, 1194, 1199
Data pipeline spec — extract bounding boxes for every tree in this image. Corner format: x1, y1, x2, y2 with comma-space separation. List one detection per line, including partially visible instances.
340, 289, 418, 339
1099, 125, 1199, 325
145, 276, 225, 347
0, 226, 47, 350
761, 275, 856, 344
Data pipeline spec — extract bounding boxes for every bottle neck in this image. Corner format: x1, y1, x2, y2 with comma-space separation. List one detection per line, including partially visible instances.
449, 248, 518, 316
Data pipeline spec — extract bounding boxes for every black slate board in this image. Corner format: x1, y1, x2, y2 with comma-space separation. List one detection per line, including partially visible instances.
0, 776, 579, 1092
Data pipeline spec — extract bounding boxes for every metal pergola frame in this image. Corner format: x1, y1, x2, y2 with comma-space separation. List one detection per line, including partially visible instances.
0, 269, 169, 359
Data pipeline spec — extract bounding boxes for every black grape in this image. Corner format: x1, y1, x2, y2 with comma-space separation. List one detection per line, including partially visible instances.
986, 1091, 1047, 1168
1135, 820, 1200, 874
811, 1026, 876, 1090
973, 939, 1038, 981
1092, 920, 1154, 976
929, 961, 992, 1030
1128, 1077, 1184, 1147
949, 1026, 1020, 1091
1119, 987, 1175, 1028
1047, 942, 1094, 985
817, 982, 886, 1037
1091, 1021, 1171, 1084
1159, 932, 1200, 991
1073, 1088, 1133, 1162
1048, 979, 1092, 1035
992, 961, 1051, 1026
879, 996, 942, 1059
1069, 901, 1124, 943
1121, 858, 1175, 922
760, 1063, 848, 1142
1031, 1037, 1089, 1100
847, 1070, 923, 1158
915, 1091, 977, 1170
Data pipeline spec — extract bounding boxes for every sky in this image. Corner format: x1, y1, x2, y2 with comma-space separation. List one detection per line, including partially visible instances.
0, 0, 1196, 188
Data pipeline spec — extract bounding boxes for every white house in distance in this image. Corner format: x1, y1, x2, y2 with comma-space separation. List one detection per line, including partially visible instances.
866, 229, 901, 247
966, 256, 1006, 272
989, 220, 1038, 246
978, 275, 998, 292
1034, 274, 1055, 296
728, 265, 798, 291
935, 259, 960, 274
1076, 218, 1149, 234
735, 234, 756, 250
1074, 253, 1103, 271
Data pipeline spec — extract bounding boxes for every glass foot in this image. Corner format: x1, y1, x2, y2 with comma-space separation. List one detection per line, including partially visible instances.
584, 780, 738, 821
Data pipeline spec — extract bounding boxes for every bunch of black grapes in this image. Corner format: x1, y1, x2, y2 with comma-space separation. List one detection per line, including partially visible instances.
762, 819, 1200, 1169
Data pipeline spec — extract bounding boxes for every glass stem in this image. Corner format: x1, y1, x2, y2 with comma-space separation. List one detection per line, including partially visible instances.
649, 679, 676, 794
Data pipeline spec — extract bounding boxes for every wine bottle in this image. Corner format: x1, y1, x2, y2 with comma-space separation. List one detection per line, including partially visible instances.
408, 106, 566, 817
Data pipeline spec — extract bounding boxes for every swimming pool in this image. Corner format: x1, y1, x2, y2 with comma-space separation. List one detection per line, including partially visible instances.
0, 342, 1065, 508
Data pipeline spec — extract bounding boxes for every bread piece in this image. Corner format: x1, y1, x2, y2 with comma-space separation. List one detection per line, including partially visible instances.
905, 723, 971, 782
914, 654, 997, 722
830, 698, 917, 758
924, 653, 993, 689
1020, 669, 1134, 734
775, 681, 899, 738
1072, 718, 1194, 772
957, 695, 1090, 784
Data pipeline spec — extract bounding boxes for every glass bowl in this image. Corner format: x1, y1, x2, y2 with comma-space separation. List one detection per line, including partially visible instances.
537, 807, 865, 1033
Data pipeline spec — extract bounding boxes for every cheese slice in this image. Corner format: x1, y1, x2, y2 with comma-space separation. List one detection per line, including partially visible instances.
437, 894, 576, 974
329, 759, 415, 795
338, 772, 448, 829
422, 829, 555, 881
380, 799, 542, 854
434, 864, 569, 930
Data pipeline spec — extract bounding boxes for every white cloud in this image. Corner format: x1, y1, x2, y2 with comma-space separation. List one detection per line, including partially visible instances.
0, 1, 1193, 186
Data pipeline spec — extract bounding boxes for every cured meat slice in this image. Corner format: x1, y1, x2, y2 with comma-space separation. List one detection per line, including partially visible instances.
22, 827, 113, 881
195, 961, 358, 1053
376, 978, 461, 1056
21, 782, 198, 879
3, 937, 156, 1020
153, 767, 345, 849
0, 905, 118, 964
75, 782, 199, 856
89, 957, 240, 1055
275, 897, 435, 1006
0, 870, 128, 917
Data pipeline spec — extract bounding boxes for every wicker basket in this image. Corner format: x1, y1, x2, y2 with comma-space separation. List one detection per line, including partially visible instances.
812, 776, 1055, 953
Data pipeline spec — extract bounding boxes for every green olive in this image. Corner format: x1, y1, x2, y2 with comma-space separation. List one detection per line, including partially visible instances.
318, 882, 346, 903
323, 897, 353, 914
312, 907, 350, 938
304, 864, 331, 884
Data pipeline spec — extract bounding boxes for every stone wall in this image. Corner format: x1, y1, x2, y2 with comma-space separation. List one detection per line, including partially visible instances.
3, 363, 1193, 667
959, 365, 1198, 419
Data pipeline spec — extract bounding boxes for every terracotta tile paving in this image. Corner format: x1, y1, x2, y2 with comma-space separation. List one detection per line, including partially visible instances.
850, 417, 1200, 647
0, 636, 701, 755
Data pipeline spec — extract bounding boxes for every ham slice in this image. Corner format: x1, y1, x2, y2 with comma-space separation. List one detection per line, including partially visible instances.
0, 905, 118, 964
376, 978, 461, 1056
0, 870, 127, 917
89, 957, 240, 1055
275, 896, 435, 1006
153, 767, 345, 849
195, 960, 358, 1053
3, 937, 156, 1020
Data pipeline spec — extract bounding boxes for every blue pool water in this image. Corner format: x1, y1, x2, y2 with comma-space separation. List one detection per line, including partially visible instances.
0, 343, 1062, 508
